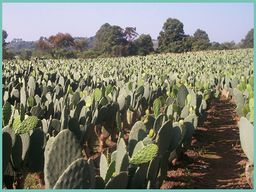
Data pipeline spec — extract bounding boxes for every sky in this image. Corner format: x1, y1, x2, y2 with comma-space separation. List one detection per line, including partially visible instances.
2, 3, 254, 43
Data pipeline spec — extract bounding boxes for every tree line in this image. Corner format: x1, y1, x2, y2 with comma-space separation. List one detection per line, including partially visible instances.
2, 18, 254, 60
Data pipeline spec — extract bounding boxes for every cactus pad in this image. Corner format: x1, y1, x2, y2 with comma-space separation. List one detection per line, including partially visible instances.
14, 116, 39, 134
44, 129, 82, 188
238, 117, 254, 163
100, 153, 108, 180
105, 171, 128, 189
130, 144, 158, 165
3, 132, 12, 173
53, 158, 92, 189
128, 121, 147, 156
3, 102, 12, 126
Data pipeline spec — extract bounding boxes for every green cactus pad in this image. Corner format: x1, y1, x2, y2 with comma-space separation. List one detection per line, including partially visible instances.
128, 121, 147, 156
95, 176, 106, 189
177, 85, 189, 108
184, 114, 198, 129
44, 129, 82, 188
115, 138, 128, 174
3, 132, 12, 173
14, 116, 39, 134
156, 121, 173, 155
27, 128, 45, 172
53, 158, 92, 189
94, 88, 102, 102
147, 155, 161, 182
20, 103, 25, 122
130, 163, 149, 189
20, 133, 30, 160
100, 153, 108, 180
153, 98, 161, 118
238, 117, 254, 163
11, 134, 22, 170
3, 126, 16, 147
130, 144, 158, 165
105, 160, 116, 183
105, 171, 128, 189
132, 141, 144, 157
180, 105, 189, 119
3, 102, 12, 126
153, 114, 166, 133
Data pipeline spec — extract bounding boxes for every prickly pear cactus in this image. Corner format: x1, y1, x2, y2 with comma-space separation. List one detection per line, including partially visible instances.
14, 116, 39, 134
132, 141, 144, 157
153, 98, 161, 118
11, 134, 22, 170
115, 138, 128, 174
130, 163, 149, 189
53, 158, 93, 189
20, 104, 25, 122
128, 121, 147, 156
3, 132, 12, 173
238, 117, 254, 163
156, 120, 173, 155
27, 128, 45, 172
130, 144, 158, 165
12, 116, 21, 132
94, 88, 102, 102
153, 114, 166, 133
105, 171, 128, 189
249, 98, 254, 123
44, 129, 82, 189
100, 153, 108, 180
3, 102, 12, 126
3, 126, 16, 147
20, 133, 30, 160
184, 114, 198, 130
177, 85, 189, 108
147, 156, 161, 187
95, 176, 106, 189
105, 161, 116, 183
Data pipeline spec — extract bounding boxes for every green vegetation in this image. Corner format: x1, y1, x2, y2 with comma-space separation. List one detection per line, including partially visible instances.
2, 48, 253, 189
2, 18, 253, 60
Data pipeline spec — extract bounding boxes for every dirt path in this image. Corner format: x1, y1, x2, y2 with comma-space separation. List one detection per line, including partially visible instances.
161, 96, 250, 189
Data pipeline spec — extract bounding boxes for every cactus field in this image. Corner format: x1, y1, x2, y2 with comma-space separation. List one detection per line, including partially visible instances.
2, 49, 254, 189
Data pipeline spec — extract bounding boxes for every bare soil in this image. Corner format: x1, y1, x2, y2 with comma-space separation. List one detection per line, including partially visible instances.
161, 96, 250, 189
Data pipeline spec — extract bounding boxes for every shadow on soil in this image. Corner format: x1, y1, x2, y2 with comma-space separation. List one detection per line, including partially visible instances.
162, 97, 250, 189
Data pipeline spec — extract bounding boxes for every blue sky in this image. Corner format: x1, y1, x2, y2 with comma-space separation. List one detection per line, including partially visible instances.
3, 3, 254, 43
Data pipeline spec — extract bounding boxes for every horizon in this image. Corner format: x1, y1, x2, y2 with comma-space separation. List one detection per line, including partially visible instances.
3, 3, 254, 43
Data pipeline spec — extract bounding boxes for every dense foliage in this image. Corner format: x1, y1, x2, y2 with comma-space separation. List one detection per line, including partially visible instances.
2, 18, 253, 59
2, 48, 253, 189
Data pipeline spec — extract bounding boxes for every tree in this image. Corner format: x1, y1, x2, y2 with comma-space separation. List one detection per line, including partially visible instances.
123, 27, 138, 42
241, 28, 253, 48
2, 30, 14, 59
221, 41, 236, 50
209, 42, 225, 50
48, 33, 75, 49
157, 18, 186, 53
181, 35, 193, 52
134, 34, 154, 55
192, 29, 210, 51
35, 34, 77, 59
2, 30, 8, 47
74, 38, 88, 51
36, 37, 52, 50
19, 49, 32, 60
93, 23, 128, 56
